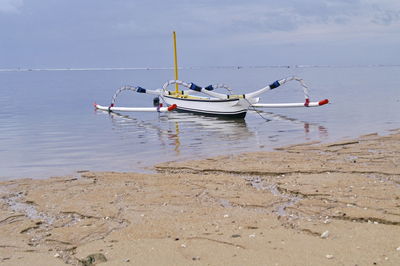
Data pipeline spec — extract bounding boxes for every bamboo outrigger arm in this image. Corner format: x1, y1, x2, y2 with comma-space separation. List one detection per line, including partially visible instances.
177, 76, 327, 105
161, 80, 233, 95
252, 99, 329, 108
95, 103, 177, 113
174, 76, 310, 101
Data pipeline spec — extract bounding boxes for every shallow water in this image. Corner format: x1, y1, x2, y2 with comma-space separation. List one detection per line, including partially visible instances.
0, 66, 399, 179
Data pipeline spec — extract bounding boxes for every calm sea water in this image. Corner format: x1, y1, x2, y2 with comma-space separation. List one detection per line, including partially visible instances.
0, 66, 399, 180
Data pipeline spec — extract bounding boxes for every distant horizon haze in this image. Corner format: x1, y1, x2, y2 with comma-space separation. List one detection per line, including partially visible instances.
1, 0, 399, 68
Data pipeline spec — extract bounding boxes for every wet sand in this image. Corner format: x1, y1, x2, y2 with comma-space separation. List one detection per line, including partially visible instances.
1, 129, 399, 265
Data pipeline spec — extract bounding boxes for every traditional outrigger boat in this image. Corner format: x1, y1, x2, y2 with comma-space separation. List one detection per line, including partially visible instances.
95, 32, 329, 118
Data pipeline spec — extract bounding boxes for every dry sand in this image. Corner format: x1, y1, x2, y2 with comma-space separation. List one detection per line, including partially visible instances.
1, 130, 399, 265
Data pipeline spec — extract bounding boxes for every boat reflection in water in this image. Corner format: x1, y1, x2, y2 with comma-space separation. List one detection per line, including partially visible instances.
102, 110, 253, 156
96, 108, 328, 163
255, 110, 329, 139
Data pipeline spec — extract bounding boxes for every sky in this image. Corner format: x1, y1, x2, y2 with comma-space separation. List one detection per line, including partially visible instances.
0, 0, 399, 68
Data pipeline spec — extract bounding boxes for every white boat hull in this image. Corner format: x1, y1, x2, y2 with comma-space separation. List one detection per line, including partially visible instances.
162, 95, 248, 118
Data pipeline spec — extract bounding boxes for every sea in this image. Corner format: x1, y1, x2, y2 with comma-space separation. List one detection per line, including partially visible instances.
0, 66, 399, 180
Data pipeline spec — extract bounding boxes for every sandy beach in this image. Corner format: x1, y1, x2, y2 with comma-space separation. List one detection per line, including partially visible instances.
1, 129, 399, 265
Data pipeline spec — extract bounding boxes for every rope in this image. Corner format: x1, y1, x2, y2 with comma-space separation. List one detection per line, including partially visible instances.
243, 98, 271, 122
212, 83, 233, 94
244, 76, 311, 122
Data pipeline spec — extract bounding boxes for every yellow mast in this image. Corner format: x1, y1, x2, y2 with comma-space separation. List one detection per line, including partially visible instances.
172, 31, 179, 94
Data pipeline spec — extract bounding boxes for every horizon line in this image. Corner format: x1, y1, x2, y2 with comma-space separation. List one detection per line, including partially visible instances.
1, 64, 399, 72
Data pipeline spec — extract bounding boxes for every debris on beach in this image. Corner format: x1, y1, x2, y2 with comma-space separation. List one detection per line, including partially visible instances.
326, 254, 334, 259
320, 231, 330, 239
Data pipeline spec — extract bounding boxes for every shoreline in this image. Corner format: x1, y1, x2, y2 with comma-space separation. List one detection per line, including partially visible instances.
1, 130, 399, 265
1, 127, 395, 182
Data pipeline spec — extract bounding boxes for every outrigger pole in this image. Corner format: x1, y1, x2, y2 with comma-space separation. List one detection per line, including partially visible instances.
94, 103, 177, 112
172, 31, 179, 94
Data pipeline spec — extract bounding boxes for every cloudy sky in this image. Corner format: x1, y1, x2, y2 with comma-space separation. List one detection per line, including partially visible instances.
0, 0, 399, 68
